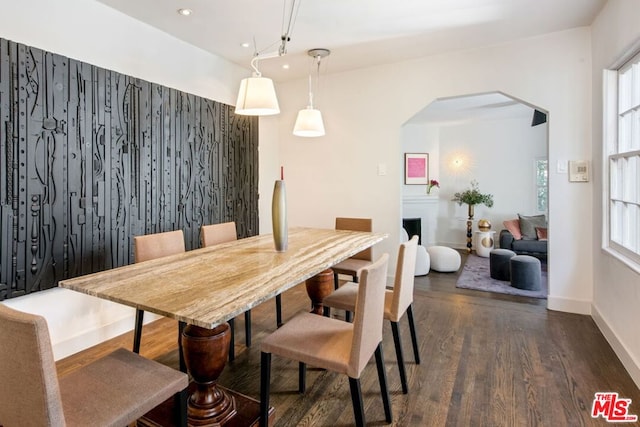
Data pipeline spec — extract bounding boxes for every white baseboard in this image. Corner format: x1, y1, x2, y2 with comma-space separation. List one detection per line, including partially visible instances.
439, 241, 467, 250
592, 305, 640, 389
547, 295, 592, 315
52, 312, 162, 360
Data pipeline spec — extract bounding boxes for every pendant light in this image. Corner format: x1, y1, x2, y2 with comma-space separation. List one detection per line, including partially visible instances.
235, 0, 301, 116
235, 55, 280, 116
293, 48, 330, 137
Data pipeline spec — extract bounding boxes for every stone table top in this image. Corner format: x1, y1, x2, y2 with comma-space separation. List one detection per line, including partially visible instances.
59, 227, 387, 329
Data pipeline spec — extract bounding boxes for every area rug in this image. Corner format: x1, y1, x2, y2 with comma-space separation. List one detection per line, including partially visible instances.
455, 254, 547, 299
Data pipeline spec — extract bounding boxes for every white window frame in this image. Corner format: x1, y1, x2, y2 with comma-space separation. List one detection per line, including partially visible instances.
603, 49, 640, 272
534, 157, 548, 214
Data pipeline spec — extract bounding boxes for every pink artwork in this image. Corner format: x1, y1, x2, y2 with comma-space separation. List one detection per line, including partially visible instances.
404, 153, 429, 185
407, 158, 426, 178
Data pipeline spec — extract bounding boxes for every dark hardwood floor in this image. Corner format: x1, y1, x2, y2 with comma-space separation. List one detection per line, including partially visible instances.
57, 252, 640, 426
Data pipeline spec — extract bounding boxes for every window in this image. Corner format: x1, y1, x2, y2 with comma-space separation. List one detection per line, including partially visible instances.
605, 50, 640, 266
535, 158, 548, 213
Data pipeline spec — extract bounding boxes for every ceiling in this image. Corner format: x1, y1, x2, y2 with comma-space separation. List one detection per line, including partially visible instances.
96, 0, 606, 82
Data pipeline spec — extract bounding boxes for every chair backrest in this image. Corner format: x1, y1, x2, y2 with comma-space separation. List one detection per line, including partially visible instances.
0, 304, 66, 426
134, 229, 186, 263
348, 253, 389, 378
335, 217, 373, 261
388, 235, 419, 322
201, 221, 237, 247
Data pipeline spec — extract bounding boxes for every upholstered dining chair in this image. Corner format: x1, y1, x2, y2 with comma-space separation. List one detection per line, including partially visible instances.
259, 254, 392, 427
323, 235, 420, 394
133, 229, 186, 363
332, 217, 373, 290
0, 303, 189, 427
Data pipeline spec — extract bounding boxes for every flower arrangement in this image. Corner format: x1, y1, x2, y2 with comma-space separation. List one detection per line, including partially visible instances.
451, 180, 494, 207
427, 179, 439, 195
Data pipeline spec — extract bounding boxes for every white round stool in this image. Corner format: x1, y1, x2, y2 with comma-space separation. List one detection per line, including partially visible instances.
415, 245, 431, 276
426, 246, 461, 272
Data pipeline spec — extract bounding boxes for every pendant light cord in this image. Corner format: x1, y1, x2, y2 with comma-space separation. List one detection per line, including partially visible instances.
250, 0, 301, 75
280, 0, 301, 55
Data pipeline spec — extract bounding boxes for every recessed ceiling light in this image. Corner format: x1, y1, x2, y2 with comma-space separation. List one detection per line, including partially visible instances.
177, 8, 192, 16
241, 42, 250, 48
282, 64, 290, 70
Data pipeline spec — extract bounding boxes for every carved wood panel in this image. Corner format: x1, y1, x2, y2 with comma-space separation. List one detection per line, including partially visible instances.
0, 38, 259, 300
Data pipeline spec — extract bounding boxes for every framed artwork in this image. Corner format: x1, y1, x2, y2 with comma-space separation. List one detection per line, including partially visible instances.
404, 153, 429, 185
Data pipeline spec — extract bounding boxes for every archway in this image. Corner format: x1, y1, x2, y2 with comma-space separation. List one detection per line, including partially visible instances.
401, 91, 549, 294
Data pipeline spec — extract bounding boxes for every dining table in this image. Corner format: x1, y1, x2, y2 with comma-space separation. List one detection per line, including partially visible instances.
59, 226, 387, 426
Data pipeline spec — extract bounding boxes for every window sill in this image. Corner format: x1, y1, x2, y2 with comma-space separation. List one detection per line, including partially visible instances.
602, 247, 640, 275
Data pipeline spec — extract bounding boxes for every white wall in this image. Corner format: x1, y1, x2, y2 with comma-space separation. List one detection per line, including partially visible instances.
400, 116, 547, 249
401, 124, 441, 198
0, 0, 270, 360
590, 0, 640, 387
276, 28, 594, 314
435, 117, 547, 247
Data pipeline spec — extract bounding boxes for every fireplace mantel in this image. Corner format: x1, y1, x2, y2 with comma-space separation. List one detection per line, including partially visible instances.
402, 195, 440, 247
403, 195, 440, 205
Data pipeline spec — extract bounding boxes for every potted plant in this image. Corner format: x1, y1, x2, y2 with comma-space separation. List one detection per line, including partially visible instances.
452, 180, 494, 219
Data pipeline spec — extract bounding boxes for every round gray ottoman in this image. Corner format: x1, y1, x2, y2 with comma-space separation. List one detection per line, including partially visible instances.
510, 255, 541, 290
489, 249, 516, 281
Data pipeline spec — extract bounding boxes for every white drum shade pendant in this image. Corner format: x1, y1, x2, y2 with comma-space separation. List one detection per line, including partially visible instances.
293, 48, 330, 137
293, 107, 325, 137
235, 75, 280, 116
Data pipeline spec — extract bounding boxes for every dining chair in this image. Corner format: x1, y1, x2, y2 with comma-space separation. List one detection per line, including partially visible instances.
201, 222, 283, 362
323, 235, 420, 394
133, 229, 186, 367
0, 303, 189, 427
332, 217, 373, 290
259, 253, 392, 427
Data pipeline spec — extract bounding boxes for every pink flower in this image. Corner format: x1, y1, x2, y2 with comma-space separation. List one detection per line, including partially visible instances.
427, 179, 439, 194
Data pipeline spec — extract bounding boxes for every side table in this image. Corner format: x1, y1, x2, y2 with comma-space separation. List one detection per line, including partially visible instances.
474, 231, 496, 257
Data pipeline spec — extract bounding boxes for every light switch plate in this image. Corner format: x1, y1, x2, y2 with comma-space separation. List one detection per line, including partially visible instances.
557, 160, 568, 174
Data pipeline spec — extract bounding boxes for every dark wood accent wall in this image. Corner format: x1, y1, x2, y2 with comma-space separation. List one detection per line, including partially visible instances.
0, 38, 259, 300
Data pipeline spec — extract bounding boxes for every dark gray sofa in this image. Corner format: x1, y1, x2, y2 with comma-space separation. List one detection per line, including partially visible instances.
499, 229, 547, 259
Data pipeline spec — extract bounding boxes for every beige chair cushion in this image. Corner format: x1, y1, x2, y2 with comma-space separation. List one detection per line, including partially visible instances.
335, 217, 373, 262
262, 253, 389, 378
331, 258, 372, 277
60, 348, 188, 427
324, 236, 419, 323
388, 236, 418, 322
322, 283, 402, 322
0, 304, 188, 427
0, 303, 65, 426
201, 222, 237, 246
261, 311, 354, 375
134, 229, 186, 262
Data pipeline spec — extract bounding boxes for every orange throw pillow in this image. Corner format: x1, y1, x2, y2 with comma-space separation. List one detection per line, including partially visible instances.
536, 227, 548, 241
503, 219, 522, 240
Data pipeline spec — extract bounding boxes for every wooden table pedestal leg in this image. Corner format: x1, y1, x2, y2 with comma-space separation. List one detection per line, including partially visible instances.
181, 323, 237, 426
305, 268, 334, 315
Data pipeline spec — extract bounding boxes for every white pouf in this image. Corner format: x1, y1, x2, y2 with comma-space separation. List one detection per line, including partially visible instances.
426, 246, 461, 272
415, 245, 430, 276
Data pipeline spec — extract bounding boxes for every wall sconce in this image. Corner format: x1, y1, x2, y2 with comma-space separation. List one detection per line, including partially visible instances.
293, 48, 330, 137
447, 151, 474, 177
